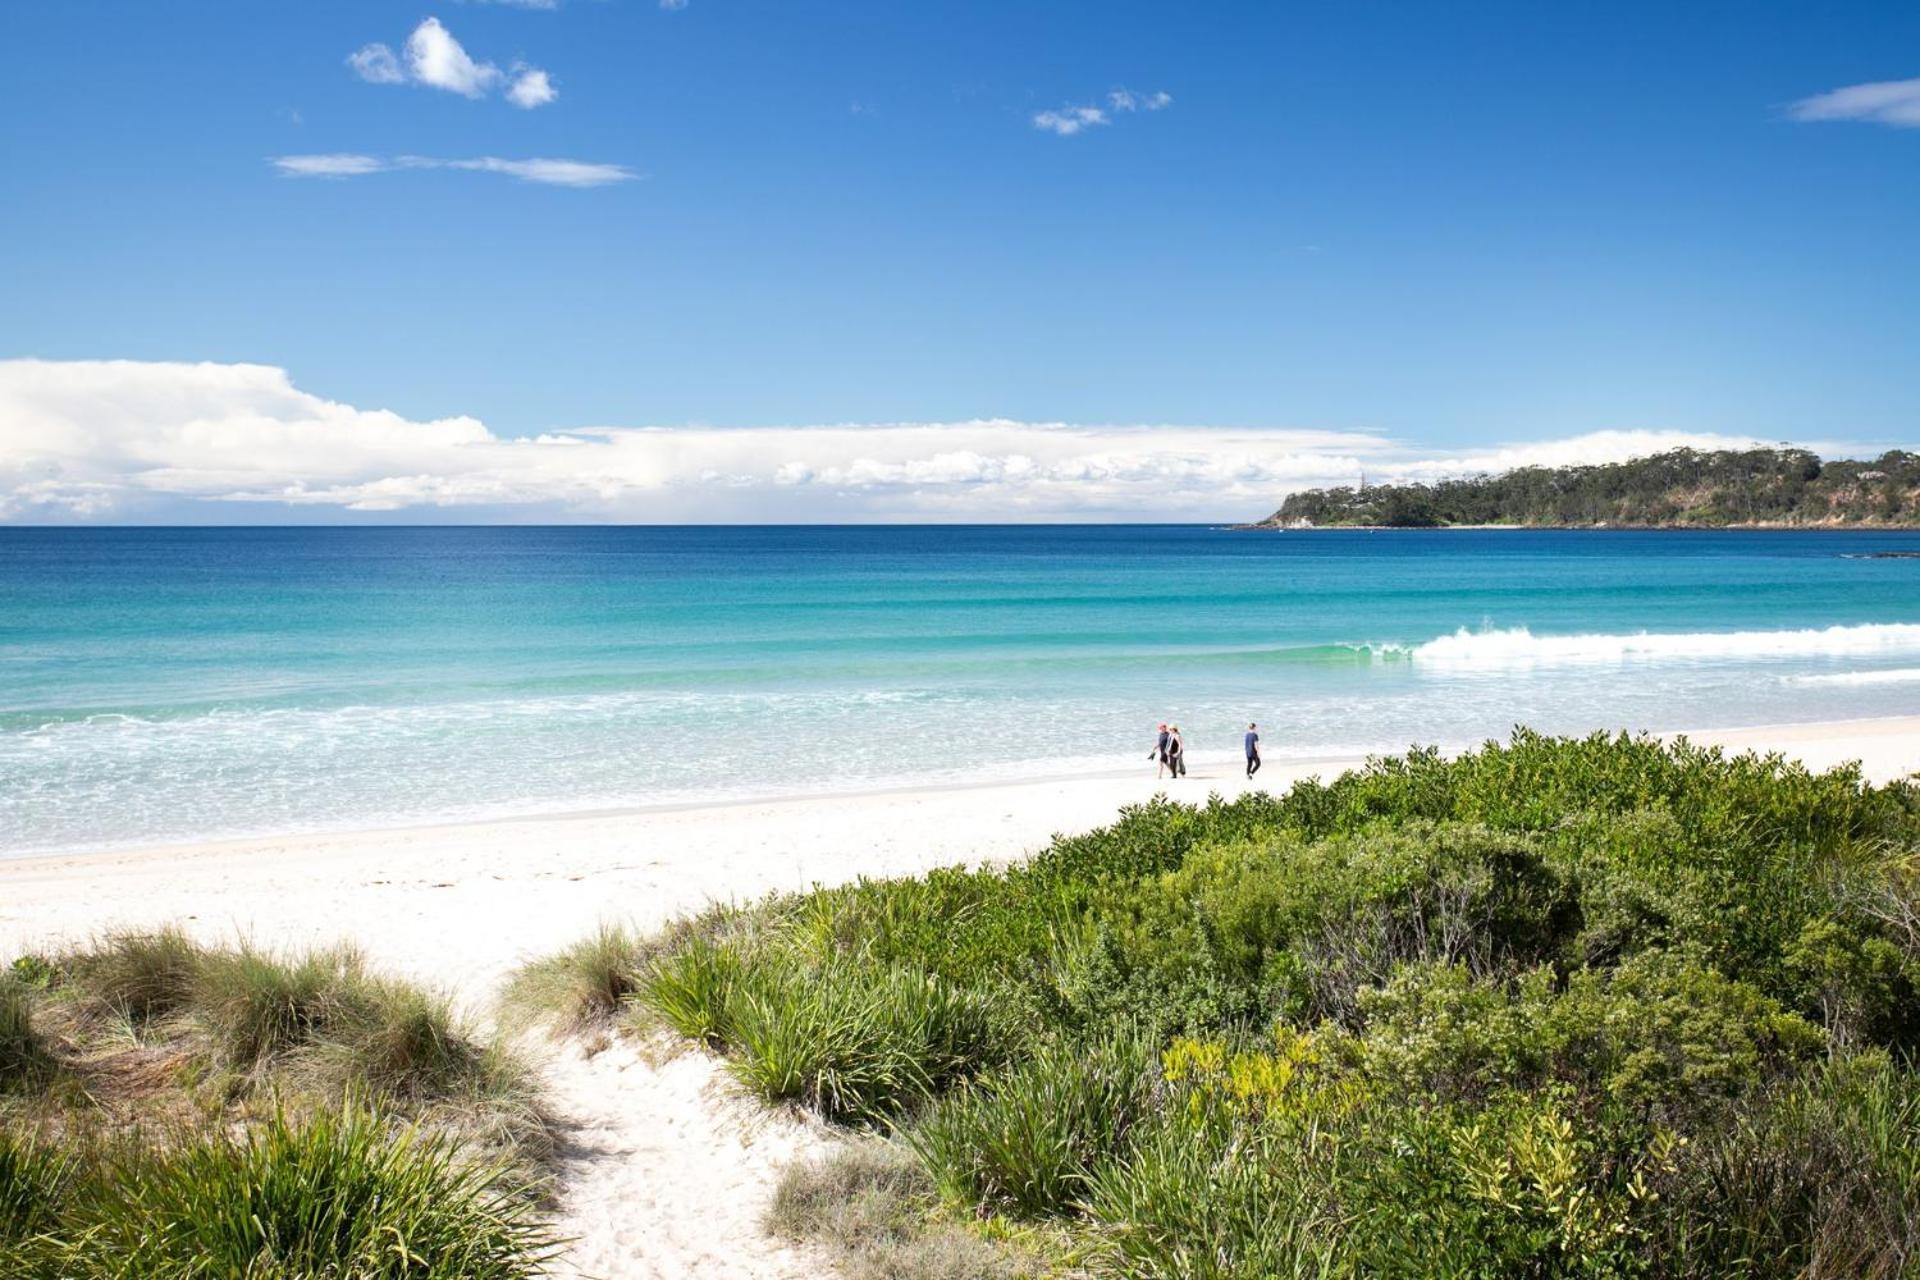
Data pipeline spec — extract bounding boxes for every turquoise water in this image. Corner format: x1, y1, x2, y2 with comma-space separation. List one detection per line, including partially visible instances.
4, 526, 1920, 854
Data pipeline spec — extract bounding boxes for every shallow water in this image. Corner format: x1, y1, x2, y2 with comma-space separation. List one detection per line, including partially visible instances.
4, 525, 1919, 854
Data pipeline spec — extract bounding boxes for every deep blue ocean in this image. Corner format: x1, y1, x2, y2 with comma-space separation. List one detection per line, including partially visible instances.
4, 526, 1920, 854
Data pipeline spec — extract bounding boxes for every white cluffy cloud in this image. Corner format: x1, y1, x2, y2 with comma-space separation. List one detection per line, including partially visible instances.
1034, 88, 1171, 137
0, 360, 1782, 524
1788, 75, 1920, 128
350, 18, 556, 109
271, 154, 635, 188
506, 67, 558, 109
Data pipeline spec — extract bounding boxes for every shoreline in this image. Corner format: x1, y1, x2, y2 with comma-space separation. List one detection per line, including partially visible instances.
4, 713, 1915, 873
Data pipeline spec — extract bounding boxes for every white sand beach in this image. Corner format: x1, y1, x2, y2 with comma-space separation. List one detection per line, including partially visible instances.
3, 716, 1917, 1279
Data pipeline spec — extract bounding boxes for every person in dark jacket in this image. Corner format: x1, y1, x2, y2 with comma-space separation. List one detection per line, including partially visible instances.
1149, 723, 1171, 778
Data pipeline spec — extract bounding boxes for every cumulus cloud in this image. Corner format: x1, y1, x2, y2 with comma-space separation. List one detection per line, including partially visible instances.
1789, 75, 1920, 128
271, 154, 635, 187
349, 19, 555, 107
0, 360, 1797, 524
506, 66, 557, 109
405, 17, 503, 97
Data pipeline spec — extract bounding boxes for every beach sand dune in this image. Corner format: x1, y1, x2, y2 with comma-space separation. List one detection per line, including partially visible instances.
4, 718, 1916, 1278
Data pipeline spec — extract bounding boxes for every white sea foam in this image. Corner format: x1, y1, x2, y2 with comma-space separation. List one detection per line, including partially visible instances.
1788, 668, 1920, 687
1408, 622, 1920, 668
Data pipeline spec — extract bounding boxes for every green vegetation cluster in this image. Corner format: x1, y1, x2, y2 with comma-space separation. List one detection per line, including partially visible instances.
532, 732, 1920, 1278
1, 932, 557, 1278
1260, 447, 1920, 527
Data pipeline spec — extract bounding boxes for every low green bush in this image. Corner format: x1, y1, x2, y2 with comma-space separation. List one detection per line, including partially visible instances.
557, 732, 1920, 1277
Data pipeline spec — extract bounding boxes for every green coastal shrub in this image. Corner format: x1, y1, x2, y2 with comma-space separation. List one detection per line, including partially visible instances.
561, 732, 1920, 1278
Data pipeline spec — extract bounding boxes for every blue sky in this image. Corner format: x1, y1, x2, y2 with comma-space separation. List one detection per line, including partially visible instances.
0, 1, 1916, 521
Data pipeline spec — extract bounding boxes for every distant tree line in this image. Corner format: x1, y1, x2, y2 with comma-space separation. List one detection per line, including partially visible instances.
1260, 447, 1920, 528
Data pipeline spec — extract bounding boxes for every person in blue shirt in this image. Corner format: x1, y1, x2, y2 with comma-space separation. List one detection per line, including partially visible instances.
1244, 722, 1261, 778
1149, 723, 1171, 779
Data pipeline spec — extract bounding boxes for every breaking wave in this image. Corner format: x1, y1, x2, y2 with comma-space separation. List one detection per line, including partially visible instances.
1407, 622, 1920, 667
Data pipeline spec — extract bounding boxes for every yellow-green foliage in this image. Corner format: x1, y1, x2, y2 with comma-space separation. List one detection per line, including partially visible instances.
1162, 1025, 1365, 1125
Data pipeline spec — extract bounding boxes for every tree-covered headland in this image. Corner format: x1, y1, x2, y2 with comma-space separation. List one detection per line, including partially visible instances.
1257, 447, 1920, 528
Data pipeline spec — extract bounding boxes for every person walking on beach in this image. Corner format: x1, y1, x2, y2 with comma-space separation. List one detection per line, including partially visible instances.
1245, 722, 1262, 778
1167, 725, 1187, 778
1149, 723, 1171, 778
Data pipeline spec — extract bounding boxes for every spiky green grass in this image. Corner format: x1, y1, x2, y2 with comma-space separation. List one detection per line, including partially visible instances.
98, 1104, 557, 1279
0, 977, 53, 1092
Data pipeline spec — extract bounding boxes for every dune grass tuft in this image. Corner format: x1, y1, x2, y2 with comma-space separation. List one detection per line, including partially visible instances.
500, 923, 645, 1034
642, 933, 746, 1046
11, 933, 556, 1179
0, 977, 54, 1092
0, 1130, 72, 1245
907, 1032, 1157, 1220
96, 1103, 558, 1280
194, 943, 367, 1070
725, 964, 996, 1121
63, 927, 202, 1026
5, 931, 564, 1279
769, 1141, 1026, 1280
2, 1103, 556, 1279
0, 1130, 77, 1280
